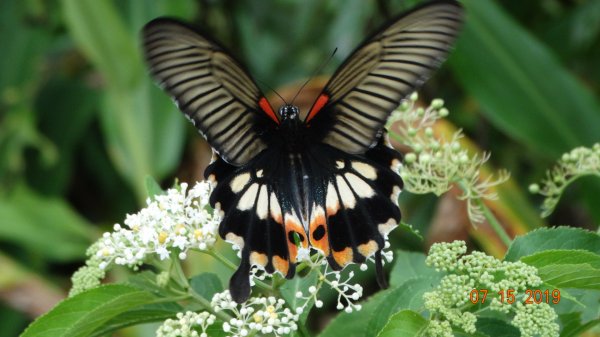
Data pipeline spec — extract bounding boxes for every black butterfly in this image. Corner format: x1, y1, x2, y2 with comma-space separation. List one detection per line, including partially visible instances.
143, 0, 463, 303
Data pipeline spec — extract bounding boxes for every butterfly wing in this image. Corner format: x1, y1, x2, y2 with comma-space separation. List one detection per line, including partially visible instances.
305, 0, 463, 153
205, 148, 310, 302
143, 18, 279, 166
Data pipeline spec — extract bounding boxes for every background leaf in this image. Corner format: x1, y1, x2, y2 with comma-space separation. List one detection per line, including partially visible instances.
504, 227, 600, 261
375, 310, 428, 337
21, 285, 158, 337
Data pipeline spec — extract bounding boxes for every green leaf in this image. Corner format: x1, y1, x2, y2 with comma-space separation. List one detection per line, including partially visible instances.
190, 273, 223, 300
21, 284, 159, 337
366, 277, 441, 335
61, 0, 141, 89
504, 227, 600, 261
521, 250, 600, 289
451, 0, 600, 157
318, 276, 441, 337
389, 251, 438, 287
554, 288, 600, 323
475, 317, 520, 337
61, 0, 185, 200
559, 312, 600, 337
375, 310, 428, 337
0, 185, 94, 261
90, 302, 182, 337
280, 270, 318, 324
145, 175, 165, 199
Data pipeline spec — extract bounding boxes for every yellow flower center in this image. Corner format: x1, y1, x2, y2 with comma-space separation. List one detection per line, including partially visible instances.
158, 231, 168, 244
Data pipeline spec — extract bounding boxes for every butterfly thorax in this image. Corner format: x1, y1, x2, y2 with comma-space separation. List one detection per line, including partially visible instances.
277, 104, 305, 151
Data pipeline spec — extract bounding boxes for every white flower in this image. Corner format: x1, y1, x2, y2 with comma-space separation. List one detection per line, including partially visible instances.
211, 291, 298, 337
156, 311, 216, 337
71, 181, 221, 294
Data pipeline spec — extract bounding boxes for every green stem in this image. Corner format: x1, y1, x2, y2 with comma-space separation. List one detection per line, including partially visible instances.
170, 252, 189, 289
200, 249, 273, 291
474, 197, 512, 247
189, 288, 233, 322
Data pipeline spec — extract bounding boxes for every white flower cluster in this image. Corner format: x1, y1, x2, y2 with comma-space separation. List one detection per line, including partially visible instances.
70, 181, 220, 296
388, 93, 509, 223
529, 143, 600, 217
423, 241, 557, 337
293, 248, 369, 313
96, 181, 220, 268
211, 290, 299, 337
156, 311, 216, 337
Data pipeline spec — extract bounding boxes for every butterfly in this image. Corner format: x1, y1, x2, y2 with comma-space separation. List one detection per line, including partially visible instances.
143, 0, 463, 303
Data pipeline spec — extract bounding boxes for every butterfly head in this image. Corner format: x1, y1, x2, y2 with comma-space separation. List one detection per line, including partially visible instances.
278, 105, 300, 121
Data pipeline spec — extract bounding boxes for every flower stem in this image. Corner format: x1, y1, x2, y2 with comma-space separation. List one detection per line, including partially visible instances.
189, 288, 233, 322
474, 197, 512, 247
200, 249, 273, 291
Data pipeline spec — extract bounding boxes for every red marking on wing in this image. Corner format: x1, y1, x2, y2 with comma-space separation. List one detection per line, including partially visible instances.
259, 97, 279, 124
306, 93, 330, 122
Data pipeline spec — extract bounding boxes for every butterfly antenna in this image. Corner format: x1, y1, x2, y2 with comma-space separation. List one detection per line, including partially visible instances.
257, 79, 288, 106
290, 48, 338, 105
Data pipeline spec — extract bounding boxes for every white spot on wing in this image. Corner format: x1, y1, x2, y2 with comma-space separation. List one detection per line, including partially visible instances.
352, 161, 377, 180
391, 159, 401, 171
225, 232, 244, 249
391, 185, 402, 203
336, 175, 356, 209
336, 160, 344, 169
344, 172, 374, 198
256, 185, 268, 219
326, 182, 339, 214
230, 172, 251, 193
256, 169, 264, 178
378, 218, 398, 236
270, 192, 282, 221
238, 183, 259, 211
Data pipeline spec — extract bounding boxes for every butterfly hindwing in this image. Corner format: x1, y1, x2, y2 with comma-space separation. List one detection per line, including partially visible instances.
305, 138, 402, 273
205, 150, 309, 302
143, 18, 279, 166
305, 0, 463, 153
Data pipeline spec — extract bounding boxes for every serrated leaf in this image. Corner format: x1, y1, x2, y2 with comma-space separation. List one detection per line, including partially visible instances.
504, 227, 600, 261
190, 273, 223, 300
521, 250, 600, 289
376, 310, 428, 337
21, 284, 158, 337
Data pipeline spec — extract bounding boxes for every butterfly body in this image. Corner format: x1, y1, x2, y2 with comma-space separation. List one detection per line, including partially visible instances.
143, 0, 463, 302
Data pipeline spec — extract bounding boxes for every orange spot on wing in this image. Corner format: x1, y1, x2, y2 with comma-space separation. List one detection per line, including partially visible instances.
357, 240, 379, 258
332, 247, 353, 267
250, 251, 268, 267
284, 213, 307, 263
272, 256, 289, 275
259, 97, 279, 124
306, 93, 329, 122
309, 207, 330, 255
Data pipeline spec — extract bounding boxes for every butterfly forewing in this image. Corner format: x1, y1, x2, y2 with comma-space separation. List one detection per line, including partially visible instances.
306, 1, 463, 154
143, 19, 279, 166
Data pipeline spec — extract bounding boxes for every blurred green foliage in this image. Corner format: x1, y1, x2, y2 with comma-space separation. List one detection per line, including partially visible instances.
1, 0, 600, 336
